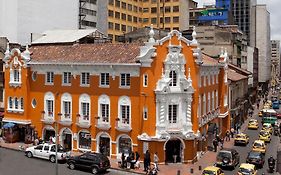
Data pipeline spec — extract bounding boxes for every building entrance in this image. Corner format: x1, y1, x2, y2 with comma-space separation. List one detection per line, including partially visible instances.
43, 128, 55, 142
62, 128, 72, 151
165, 139, 182, 163
99, 135, 110, 156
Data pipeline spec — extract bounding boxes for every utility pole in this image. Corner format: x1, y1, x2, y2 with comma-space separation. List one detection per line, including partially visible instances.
55, 121, 58, 175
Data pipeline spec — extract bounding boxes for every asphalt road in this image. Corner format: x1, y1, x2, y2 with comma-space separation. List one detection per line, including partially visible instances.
223, 114, 280, 175
0, 148, 137, 175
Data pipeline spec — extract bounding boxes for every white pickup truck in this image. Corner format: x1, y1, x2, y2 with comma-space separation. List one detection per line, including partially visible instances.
25, 143, 70, 163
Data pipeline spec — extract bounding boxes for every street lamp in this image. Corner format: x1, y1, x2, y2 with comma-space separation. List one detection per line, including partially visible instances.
55, 112, 62, 175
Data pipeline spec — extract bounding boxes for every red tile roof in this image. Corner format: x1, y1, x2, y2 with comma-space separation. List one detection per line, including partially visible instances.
29, 43, 142, 64
202, 53, 219, 66
228, 69, 247, 81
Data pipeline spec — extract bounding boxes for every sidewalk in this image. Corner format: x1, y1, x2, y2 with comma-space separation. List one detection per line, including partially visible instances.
0, 99, 264, 175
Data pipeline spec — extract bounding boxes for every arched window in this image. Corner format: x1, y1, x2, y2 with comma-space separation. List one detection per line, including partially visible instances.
61, 93, 72, 119
169, 71, 177, 86
117, 135, 132, 154
79, 94, 90, 120
118, 96, 131, 125
44, 92, 54, 117
98, 95, 110, 123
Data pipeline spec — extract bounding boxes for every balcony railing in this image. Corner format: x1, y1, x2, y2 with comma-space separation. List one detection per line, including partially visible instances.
95, 116, 111, 130
115, 118, 131, 132
76, 114, 91, 128
41, 112, 55, 124
58, 113, 72, 126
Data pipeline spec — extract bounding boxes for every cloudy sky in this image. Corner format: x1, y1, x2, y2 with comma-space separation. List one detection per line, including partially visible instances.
194, 0, 281, 40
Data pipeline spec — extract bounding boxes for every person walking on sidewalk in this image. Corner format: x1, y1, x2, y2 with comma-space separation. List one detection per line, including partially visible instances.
225, 130, 230, 141
153, 152, 159, 171
213, 138, 218, 152
220, 137, 224, 149
230, 128, 235, 138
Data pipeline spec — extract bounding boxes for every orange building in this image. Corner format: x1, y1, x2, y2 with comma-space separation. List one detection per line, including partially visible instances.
2, 27, 230, 163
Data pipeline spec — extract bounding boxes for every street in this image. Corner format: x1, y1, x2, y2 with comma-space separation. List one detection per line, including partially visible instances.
223, 113, 280, 174
0, 148, 137, 175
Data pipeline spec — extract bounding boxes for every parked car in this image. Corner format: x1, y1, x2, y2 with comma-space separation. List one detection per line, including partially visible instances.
252, 140, 266, 154
25, 143, 70, 163
215, 149, 240, 169
202, 166, 224, 175
246, 151, 265, 168
237, 163, 257, 175
234, 133, 249, 146
66, 152, 110, 174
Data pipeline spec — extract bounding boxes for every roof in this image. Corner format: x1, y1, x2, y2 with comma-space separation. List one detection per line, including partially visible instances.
202, 53, 219, 66
239, 163, 255, 169
29, 43, 142, 64
228, 69, 247, 82
229, 64, 252, 75
32, 29, 104, 44
203, 166, 220, 171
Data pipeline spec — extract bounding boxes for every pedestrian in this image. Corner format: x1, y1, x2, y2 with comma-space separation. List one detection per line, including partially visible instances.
121, 152, 126, 169
225, 130, 230, 141
230, 128, 235, 138
220, 137, 224, 149
153, 152, 159, 171
135, 151, 140, 162
144, 151, 148, 172
144, 150, 151, 172
126, 154, 131, 169
213, 138, 218, 152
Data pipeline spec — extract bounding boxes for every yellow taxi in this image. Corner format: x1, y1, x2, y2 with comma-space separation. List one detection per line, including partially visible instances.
234, 133, 249, 146
262, 123, 273, 134
252, 140, 266, 154
258, 111, 263, 117
237, 163, 257, 175
259, 130, 271, 142
248, 119, 259, 129
202, 166, 224, 175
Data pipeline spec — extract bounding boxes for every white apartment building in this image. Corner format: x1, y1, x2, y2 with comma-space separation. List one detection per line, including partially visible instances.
271, 40, 280, 78
0, 0, 106, 44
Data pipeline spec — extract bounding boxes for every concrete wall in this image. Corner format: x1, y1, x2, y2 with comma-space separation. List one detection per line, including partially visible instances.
247, 46, 254, 86
0, 0, 79, 44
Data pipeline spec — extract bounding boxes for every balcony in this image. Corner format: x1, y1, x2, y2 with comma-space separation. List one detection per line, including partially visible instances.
115, 118, 132, 132
41, 112, 55, 124
76, 114, 91, 128
95, 116, 111, 130
58, 113, 72, 126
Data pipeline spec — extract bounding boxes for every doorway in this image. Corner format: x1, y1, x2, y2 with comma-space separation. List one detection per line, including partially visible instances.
99, 135, 110, 156
43, 128, 55, 142
165, 139, 182, 163
62, 128, 72, 151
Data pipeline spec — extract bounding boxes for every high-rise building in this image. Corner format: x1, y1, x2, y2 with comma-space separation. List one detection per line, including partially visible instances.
270, 40, 280, 85
232, 0, 257, 44
0, 0, 103, 44
107, 0, 190, 41
251, 4, 271, 89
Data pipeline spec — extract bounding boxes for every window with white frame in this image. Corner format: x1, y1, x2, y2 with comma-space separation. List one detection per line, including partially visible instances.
216, 74, 218, 84
14, 97, 18, 109
143, 74, 148, 87
120, 73, 130, 87
9, 67, 21, 86
79, 94, 91, 121
20, 98, 24, 110
63, 101, 71, 118
100, 73, 109, 86
143, 106, 148, 120
215, 90, 218, 107
63, 72, 71, 85
118, 96, 131, 125
44, 92, 54, 118
13, 69, 20, 82
8, 97, 12, 109
212, 91, 214, 110
169, 71, 177, 86
168, 104, 177, 123
46, 72, 54, 84
101, 104, 109, 122
81, 72, 90, 86
208, 92, 210, 112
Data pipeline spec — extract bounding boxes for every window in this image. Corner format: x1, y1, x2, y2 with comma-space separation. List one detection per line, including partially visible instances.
122, 24, 126, 31
13, 69, 20, 82
108, 10, 114, 17
165, 6, 171, 13
151, 18, 157, 24
120, 73, 130, 87
101, 104, 109, 122
14, 97, 18, 109
128, 15, 132, 22
122, 13, 126, 20
173, 6, 179, 12
168, 105, 177, 123
108, 22, 113, 29
143, 74, 148, 87
100, 73, 109, 86
79, 131, 91, 149
173, 16, 179, 23
115, 12, 120, 19
118, 136, 132, 153
115, 23, 120, 30
63, 101, 71, 118
46, 72, 54, 84
81, 72, 90, 86
32, 71, 37, 81
128, 4, 132, 11
47, 100, 54, 117
121, 2, 126, 9
121, 105, 130, 124
32, 98, 37, 108
63, 72, 71, 85
44, 146, 49, 151
165, 17, 170, 23
143, 107, 148, 120
81, 20, 96, 27
115, 0, 120, 7
151, 7, 157, 13
82, 102, 90, 119
169, 71, 177, 86
20, 98, 24, 110
133, 16, 138, 23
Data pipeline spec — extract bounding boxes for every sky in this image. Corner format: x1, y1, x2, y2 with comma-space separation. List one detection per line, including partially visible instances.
194, 0, 281, 41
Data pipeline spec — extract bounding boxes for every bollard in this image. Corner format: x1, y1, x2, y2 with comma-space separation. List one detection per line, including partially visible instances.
177, 170, 181, 175
199, 165, 202, 170
190, 168, 194, 174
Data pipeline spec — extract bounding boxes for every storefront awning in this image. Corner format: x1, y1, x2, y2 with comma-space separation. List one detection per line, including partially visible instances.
2, 118, 31, 125
3, 122, 15, 129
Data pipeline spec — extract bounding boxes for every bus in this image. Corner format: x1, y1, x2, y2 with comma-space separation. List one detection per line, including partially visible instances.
272, 100, 280, 109
262, 109, 277, 125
